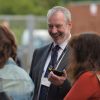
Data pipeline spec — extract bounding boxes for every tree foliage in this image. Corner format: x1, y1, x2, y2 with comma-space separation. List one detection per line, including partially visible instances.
0, 0, 99, 15
0, 0, 34, 14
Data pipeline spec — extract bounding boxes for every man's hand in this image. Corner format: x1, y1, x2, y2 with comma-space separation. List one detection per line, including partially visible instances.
48, 70, 67, 86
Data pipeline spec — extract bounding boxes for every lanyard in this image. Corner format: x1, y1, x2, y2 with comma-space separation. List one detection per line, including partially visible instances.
51, 45, 68, 70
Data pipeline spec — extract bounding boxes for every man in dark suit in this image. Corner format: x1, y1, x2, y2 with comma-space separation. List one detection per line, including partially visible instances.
30, 6, 72, 100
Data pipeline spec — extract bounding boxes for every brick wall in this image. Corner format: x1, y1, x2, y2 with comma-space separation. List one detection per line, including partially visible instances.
67, 4, 100, 34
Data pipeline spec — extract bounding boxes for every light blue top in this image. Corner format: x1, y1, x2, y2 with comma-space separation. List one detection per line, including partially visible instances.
0, 57, 34, 100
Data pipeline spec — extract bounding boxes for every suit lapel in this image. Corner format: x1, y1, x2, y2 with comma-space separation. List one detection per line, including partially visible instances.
39, 43, 53, 69
36, 43, 53, 96
37, 43, 53, 78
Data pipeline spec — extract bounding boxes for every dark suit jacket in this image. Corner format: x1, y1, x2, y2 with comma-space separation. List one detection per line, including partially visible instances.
30, 43, 71, 100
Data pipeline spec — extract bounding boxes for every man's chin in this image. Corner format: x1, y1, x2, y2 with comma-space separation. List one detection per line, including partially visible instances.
53, 38, 63, 44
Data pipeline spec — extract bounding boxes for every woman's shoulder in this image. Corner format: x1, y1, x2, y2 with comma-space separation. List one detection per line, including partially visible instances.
0, 58, 32, 80
75, 71, 99, 85
0, 58, 34, 100
81, 71, 100, 78
79, 71, 96, 80
82, 71, 94, 76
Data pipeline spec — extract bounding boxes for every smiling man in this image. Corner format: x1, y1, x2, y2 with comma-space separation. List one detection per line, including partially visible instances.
30, 6, 72, 100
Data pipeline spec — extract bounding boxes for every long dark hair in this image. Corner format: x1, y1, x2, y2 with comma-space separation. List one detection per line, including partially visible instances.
66, 33, 100, 84
0, 25, 17, 68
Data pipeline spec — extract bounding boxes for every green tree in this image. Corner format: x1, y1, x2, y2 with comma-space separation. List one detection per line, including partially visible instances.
0, 0, 99, 15
0, 0, 34, 15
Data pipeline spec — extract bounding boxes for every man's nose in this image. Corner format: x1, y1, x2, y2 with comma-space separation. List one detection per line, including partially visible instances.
51, 26, 57, 33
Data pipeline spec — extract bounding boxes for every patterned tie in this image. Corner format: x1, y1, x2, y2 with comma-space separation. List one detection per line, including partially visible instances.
44, 45, 60, 77
39, 45, 60, 100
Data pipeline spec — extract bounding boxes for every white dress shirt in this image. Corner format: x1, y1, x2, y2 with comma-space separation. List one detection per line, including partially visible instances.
41, 34, 71, 87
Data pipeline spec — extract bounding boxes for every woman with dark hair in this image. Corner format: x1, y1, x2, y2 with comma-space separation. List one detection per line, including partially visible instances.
64, 33, 100, 100
0, 25, 34, 100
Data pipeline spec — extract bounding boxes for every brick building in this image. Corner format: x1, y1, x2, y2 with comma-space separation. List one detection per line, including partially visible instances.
67, 3, 100, 34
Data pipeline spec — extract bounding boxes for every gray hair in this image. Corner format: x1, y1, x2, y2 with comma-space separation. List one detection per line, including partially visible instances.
47, 6, 71, 23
